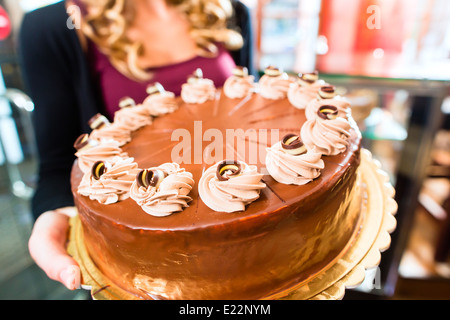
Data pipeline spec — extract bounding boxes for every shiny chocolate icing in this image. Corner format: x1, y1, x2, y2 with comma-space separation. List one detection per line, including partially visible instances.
71, 90, 362, 300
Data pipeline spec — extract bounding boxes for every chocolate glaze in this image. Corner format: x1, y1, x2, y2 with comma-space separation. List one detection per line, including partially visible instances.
71, 91, 362, 299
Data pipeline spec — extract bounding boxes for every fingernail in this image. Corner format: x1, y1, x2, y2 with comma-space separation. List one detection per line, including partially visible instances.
60, 265, 81, 290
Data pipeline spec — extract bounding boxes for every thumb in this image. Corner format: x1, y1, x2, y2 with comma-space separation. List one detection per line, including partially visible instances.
28, 210, 81, 290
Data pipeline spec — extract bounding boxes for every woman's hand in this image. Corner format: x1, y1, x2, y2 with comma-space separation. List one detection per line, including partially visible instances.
28, 207, 81, 290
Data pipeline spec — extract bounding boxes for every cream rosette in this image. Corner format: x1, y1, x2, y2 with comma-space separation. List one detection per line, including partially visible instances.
180, 68, 216, 104
89, 122, 132, 147
258, 72, 293, 100
301, 105, 352, 156
287, 82, 326, 109
223, 67, 255, 99
265, 141, 324, 185
288, 71, 339, 109
74, 134, 128, 174
142, 90, 179, 117
78, 157, 140, 205
87, 113, 132, 147
198, 160, 266, 213
113, 100, 152, 131
130, 163, 194, 217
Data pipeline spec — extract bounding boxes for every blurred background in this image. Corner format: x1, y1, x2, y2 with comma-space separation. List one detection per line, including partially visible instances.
0, 0, 449, 299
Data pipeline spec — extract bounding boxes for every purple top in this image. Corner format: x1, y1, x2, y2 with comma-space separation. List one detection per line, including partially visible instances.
87, 42, 236, 119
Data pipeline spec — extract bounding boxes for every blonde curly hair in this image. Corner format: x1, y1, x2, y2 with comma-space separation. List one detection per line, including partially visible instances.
77, 0, 244, 81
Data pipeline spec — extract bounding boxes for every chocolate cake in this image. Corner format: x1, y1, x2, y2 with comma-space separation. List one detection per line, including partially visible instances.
71, 67, 362, 299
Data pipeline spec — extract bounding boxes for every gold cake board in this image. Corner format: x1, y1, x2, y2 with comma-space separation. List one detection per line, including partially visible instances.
67, 149, 397, 300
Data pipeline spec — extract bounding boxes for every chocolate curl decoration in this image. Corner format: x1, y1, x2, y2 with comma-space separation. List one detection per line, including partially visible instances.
297, 71, 319, 86
146, 82, 166, 95
91, 161, 111, 180
232, 66, 249, 77
216, 160, 242, 181
317, 105, 339, 120
136, 169, 166, 189
187, 68, 204, 83
264, 65, 282, 77
118, 96, 136, 108
301, 71, 318, 82
74, 133, 97, 151
88, 113, 110, 130
281, 134, 307, 156
318, 86, 336, 99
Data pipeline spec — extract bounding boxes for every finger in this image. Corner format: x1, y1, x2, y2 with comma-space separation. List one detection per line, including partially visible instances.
28, 211, 81, 290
